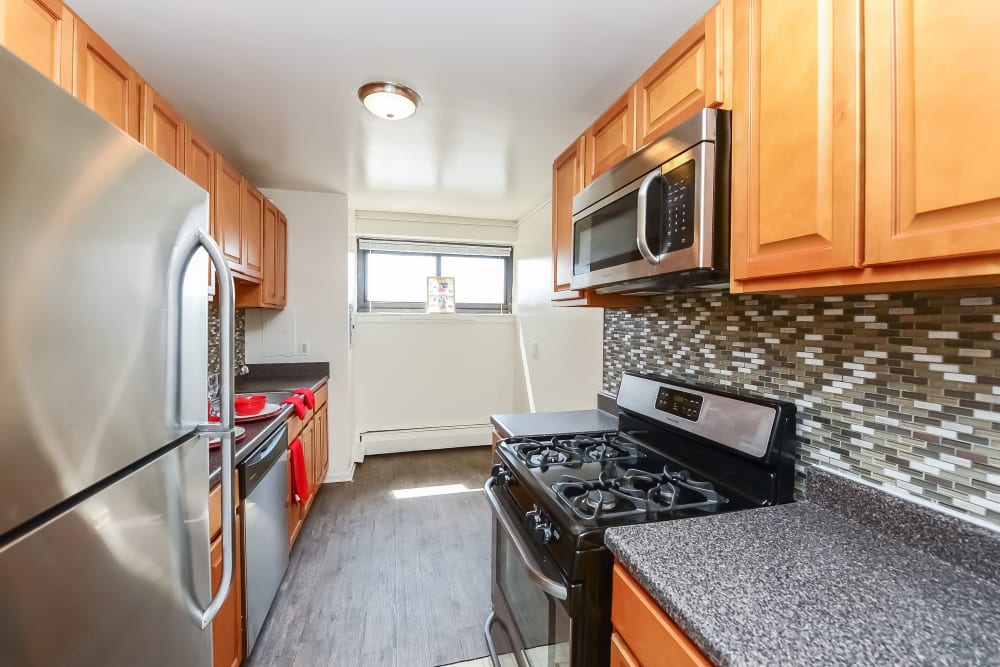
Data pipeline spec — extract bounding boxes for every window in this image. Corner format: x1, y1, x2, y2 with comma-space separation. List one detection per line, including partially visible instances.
358, 238, 513, 313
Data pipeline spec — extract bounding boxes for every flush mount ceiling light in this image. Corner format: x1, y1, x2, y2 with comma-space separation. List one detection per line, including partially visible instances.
357, 81, 421, 120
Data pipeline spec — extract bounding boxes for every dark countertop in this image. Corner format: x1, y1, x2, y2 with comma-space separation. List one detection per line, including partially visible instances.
490, 409, 618, 439
605, 469, 1000, 667
208, 372, 328, 486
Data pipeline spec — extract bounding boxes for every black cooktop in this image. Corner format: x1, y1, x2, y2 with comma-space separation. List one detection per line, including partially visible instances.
495, 425, 773, 534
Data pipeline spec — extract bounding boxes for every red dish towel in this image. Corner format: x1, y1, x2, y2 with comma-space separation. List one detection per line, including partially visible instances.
282, 394, 306, 419
289, 438, 310, 504
294, 387, 316, 410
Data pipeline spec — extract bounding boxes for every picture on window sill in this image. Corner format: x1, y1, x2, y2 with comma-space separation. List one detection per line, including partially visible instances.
427, 277, 456, 313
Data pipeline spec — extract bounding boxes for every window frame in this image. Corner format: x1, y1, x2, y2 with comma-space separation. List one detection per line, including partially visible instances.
357, 239, 513, 313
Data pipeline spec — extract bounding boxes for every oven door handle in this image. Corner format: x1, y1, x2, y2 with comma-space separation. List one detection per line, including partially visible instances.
635, 168, 662, 265
484, 477, 568, 601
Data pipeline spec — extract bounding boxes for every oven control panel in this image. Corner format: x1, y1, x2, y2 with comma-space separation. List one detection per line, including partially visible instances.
655, 387, 703, 421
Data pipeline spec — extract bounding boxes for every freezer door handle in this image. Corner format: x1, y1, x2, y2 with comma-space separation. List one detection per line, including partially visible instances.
170, 227, 237, 629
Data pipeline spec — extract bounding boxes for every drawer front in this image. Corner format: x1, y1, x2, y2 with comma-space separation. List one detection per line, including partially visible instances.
611, 563, 713, 667
611, 632, 641, 667
314, 382, 328, 409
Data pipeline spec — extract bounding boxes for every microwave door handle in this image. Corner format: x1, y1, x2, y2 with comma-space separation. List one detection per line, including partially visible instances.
635, 169, 661, 265
484, 477, 568, 600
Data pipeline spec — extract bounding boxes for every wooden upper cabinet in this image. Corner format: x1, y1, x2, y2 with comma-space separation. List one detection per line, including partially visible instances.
275, 212, 288, 306
184, 127, 216, 295
72, 18, 140, 139
730, 0, 863, 283
215, 154, 243, 271
0, 0, 74, 90
636, 0, 731, 149
241, 181, 264, 280
864, 0, 1000, 267
140, 84, 185, 171
552, 136, 585, 293
584, 89, 635, 185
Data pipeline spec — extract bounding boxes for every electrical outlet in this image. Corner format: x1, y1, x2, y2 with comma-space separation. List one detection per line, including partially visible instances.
300, 342, 310, 355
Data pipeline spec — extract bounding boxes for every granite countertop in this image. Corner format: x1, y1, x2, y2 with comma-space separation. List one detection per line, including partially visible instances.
208, 370, 328, 486
490, 409, 618, 439
606, 469, 1000, 667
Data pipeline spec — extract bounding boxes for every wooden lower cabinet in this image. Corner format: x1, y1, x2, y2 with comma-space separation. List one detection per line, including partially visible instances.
0, 0, 74, 91
286, 383, 328, 549
211, 512, 243, 667
491, 428, 503, 455
611, 562, 713, 667
610, 633, 641, 667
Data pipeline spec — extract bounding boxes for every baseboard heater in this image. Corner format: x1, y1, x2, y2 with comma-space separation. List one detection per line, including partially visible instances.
361, 424, 493, 456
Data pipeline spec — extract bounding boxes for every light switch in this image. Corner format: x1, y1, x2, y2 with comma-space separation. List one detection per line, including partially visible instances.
528, 341, 538, 358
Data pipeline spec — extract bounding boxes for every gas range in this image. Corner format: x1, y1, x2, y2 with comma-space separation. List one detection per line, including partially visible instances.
485, 372, 797, 667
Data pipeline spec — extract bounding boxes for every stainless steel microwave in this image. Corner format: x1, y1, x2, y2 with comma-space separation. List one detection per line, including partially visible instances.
570, 108, 730, 294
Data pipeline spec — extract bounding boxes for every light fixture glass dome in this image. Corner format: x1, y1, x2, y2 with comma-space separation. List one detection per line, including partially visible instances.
358, 81, 421, 120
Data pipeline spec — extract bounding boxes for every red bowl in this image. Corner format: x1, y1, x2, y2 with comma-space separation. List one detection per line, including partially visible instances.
234, 394, 267, 415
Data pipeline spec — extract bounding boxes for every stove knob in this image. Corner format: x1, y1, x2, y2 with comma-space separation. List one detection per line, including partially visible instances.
532, 521, 557, 545
490, 464, 511, 484
526, 508, 558, 545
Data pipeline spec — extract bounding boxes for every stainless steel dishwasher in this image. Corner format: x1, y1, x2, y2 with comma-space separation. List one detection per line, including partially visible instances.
239, 424, 289, 655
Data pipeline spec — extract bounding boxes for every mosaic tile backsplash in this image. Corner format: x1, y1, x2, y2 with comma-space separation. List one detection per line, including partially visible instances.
208, 303, 246, 377
603, 288, 1000, 527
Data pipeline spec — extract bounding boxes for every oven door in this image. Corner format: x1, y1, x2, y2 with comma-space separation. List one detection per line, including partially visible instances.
485, 478, 574, 667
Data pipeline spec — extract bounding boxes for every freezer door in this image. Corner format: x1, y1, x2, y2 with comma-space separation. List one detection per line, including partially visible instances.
0, 434, 213, 667
0, 47, 210, 536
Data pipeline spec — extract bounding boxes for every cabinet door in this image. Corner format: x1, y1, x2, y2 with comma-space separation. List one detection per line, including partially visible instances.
730, 0, 863, 281
636, 0, 730, 148
184, 127, 216, 296
316, 405, 328, 485
140, 84, 185, 171
610, 633, 641, 667
214, 155, 243, 271
287, 456, 300, 547
552, 136, 585, 293
865, 0, 1000, 266
72, 18, 140, 139
210, 513, 243, 667
302, 420, 316, 499
261, 202, 279, 305
241, 182, 264, 280
276, 212, 288, 306
584, 89, 635, 184
0, 0, 73, 90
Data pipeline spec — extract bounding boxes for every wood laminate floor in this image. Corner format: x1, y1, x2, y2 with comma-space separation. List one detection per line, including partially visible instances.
247, 446, 494, 667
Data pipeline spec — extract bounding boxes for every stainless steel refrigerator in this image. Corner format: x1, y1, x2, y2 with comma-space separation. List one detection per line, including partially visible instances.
0, 46, 238, 666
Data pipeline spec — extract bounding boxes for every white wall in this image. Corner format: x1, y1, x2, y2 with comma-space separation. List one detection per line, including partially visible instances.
244, 189, 353, 481
512, 201, 605, 412
349, 211, 518, 457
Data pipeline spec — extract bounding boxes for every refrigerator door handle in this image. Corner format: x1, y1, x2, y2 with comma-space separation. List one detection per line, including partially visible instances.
171, 227, 237, 629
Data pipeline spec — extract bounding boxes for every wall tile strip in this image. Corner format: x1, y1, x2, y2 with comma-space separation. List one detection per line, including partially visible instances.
603, 288, 1000, 527
208, 303, 246, 376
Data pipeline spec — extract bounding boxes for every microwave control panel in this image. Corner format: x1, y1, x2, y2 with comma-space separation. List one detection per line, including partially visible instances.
656, 387, 704, 422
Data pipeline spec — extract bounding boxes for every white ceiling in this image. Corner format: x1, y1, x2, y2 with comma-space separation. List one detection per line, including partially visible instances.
71, 0, 716, 221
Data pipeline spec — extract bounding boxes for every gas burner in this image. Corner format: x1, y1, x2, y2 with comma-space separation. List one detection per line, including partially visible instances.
552, 467, 727, 521
553, 434, 644, 463
585, 489, 618, 512
617, 467, 727, 512
507, 438, 580, 469
551, 473, 645, 521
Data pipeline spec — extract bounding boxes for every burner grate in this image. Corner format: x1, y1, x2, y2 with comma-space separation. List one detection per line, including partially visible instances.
551, 466, 727, 521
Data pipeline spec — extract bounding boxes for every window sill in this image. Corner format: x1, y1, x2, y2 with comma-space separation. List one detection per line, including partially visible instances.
355, 312, 515, 324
